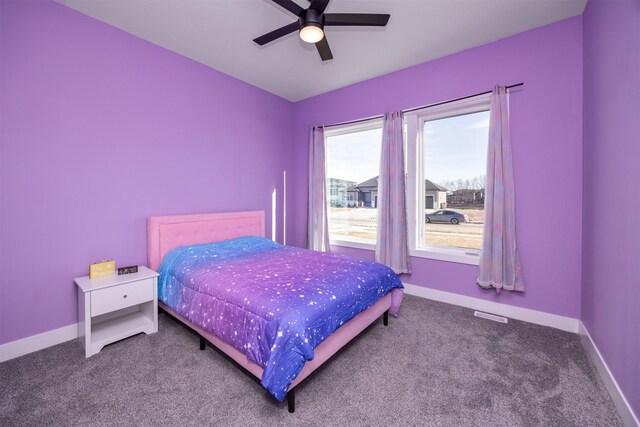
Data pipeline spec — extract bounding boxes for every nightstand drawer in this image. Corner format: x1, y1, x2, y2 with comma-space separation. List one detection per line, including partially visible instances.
91, 279, 154, 317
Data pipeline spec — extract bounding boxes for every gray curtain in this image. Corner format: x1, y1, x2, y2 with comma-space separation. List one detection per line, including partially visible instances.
307, 126, 330, 252
375, 111, 410, 274
477, 86, 524, 292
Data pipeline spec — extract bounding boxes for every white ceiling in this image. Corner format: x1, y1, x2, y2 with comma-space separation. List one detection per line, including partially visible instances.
59, 0, 587, 102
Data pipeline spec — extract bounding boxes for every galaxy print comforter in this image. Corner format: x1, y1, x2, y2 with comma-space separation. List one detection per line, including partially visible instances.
157, 236, 403, 401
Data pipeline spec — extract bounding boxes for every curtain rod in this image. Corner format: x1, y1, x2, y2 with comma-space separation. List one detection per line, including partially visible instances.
318, 82, 524, 129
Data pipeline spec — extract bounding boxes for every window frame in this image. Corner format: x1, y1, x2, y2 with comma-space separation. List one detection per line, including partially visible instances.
405, 93, 492, 265
324, 118, 384, 250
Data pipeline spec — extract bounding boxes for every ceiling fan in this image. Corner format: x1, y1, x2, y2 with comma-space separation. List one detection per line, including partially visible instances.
253, 0, 390, 61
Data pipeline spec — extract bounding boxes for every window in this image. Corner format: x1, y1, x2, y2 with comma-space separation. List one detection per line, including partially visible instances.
406, 94, 491, 264
322, 94, 492, 263
325, 119, 383, 248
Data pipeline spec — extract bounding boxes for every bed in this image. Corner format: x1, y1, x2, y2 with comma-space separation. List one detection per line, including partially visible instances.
147, 210, 403, 412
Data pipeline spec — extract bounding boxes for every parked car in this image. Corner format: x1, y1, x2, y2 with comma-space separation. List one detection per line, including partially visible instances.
425, 210, 469, 224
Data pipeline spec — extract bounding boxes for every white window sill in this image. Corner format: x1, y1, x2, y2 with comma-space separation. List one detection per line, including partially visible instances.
410, 248, 480, 266
330, 239, 480, 266
329, 238, 376, 251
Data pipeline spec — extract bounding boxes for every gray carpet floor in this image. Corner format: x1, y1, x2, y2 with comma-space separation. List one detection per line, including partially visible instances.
0, 295, 622, 426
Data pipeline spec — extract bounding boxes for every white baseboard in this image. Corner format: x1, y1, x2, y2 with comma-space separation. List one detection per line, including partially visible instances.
402, 283, 580, 333
0, 323, 79, 363
578, 322, 639, 427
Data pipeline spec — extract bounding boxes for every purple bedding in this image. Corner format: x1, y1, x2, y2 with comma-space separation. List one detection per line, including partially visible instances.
157, 236, 403, 401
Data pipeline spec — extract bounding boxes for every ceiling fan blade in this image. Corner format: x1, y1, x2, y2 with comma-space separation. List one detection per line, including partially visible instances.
272, 0, 305, 16
309, 0, 330, 13
315, 36, 333, 61
253, 21, 300, 45
324, 13, 390, 26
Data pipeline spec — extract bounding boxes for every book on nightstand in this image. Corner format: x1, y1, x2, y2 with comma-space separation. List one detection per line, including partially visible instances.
89, 260, 115, 279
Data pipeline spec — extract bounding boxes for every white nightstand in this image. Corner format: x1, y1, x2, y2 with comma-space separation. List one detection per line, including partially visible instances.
75, 266, 159, 358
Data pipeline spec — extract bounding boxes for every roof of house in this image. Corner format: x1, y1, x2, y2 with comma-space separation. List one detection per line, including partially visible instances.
425, 179, 448, 192
347, 176, 378, 192
348, 176, 447, 192
356, 176, 379, 188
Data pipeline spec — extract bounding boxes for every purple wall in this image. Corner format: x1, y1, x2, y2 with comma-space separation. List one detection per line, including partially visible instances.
1, 3, 636, 415
582, 0, 640, 417
0, 1, 293, 344
290, 18, 584, 318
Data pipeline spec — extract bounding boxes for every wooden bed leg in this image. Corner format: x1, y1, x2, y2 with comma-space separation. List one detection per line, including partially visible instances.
199, 335, 206, 350
383, 310, 389, 326
287, 388, 295, 413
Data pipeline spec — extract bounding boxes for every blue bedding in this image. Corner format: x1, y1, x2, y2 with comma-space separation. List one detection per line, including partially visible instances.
157, 236, 403, 400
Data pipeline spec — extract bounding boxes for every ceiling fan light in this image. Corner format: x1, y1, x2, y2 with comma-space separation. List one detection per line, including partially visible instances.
299, 24, 324, 44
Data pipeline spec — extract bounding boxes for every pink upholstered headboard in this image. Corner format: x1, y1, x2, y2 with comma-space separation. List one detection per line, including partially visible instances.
147, 211, 265, 271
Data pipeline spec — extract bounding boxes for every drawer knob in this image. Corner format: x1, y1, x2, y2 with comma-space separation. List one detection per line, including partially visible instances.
123, 294, 128, 299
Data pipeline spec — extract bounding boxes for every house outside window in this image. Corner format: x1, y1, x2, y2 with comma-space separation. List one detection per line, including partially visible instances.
405, 93, 491, 264
325, 119, 383, 248
324, 94, 491, 262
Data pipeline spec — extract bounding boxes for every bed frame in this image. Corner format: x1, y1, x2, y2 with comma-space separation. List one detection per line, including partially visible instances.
147, 211, 392, 413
